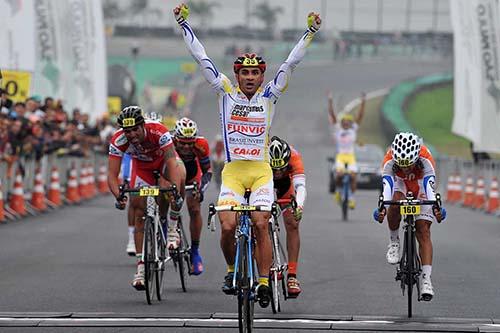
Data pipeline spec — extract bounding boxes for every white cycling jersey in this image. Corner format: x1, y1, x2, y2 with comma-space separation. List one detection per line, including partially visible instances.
179, 21, 317, 162
333, 123, 358, 154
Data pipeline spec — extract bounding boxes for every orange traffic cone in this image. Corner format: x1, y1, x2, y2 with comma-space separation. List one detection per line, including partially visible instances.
79, 163, 89, 200
455, 174, 463, 204
98, 164, 109, 194
9, 168, 27, 216
487, 177, 499, 214
88, 163, 96, 198
31, 167, 47, 212
446, 174, 455, 203
66, 163, 81, 204
463, 175, 475, 207
0, 178, 5, 222
47, 166, 62, 206
473, 176, 486, 210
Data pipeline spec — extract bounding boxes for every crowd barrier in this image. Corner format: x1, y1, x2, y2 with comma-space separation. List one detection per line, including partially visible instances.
0, 153, 110, 222
437, 157, 500, 217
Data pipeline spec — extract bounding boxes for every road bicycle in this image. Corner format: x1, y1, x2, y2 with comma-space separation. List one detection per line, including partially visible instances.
119, 171, 179, 305
377, 191, 442, 318
340, 163, 352, 221
207, 190, 274, 333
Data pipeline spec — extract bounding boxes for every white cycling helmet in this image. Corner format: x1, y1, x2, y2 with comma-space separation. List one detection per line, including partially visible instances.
391, 132, 421, 167
174, 117, 198, 139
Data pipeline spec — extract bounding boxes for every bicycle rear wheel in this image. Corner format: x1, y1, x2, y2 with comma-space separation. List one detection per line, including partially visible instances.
143, 217, 156, 305
155, 223, 166, 301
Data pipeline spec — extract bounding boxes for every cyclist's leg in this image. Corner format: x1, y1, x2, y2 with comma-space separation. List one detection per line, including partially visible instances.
186, 170, 204, 275
281, 199, 302, 297
217, 162, 245, 293
415, 195, 435, 298
386, 186, 405, 264
123, 154, 135, 255
334, 154, 345, 192
249, 163, 274, 307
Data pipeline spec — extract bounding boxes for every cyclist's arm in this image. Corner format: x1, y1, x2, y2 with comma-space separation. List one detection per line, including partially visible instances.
265, 27, 318, 102
293, 174, 307, 207
163, 146, 182, 190
328, 93, 337, 124
355, 93, 366, 124
176, 20, 229, 94
422, 158, 437, 201
381, 159, 395, 202
107, 156, 122, 199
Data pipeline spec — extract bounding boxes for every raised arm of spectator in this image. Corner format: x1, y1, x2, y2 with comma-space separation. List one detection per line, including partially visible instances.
267, 13, 322, 100
355, 92, 366, 124
327, 91, 337, 124
173, 3, 229, 94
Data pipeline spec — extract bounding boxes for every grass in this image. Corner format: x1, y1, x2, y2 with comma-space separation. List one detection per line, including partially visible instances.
406, 84, 472, 158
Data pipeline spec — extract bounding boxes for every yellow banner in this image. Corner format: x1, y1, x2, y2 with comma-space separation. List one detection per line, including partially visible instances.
1, 70, 32, 103
107, 96, 122, 115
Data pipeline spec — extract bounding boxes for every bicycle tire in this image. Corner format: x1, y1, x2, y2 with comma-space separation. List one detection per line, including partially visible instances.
269, 223, 281, 314
237, 234, 253, 333
177, 217, 188, 292
179, 216, 192, 276
155, 222, 166, 301
143, 217, 155, 305
406, 222, 414, 318
341, 176, 349, 221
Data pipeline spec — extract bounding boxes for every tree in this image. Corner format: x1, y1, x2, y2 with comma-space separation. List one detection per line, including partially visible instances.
251, 2, 283, 33
187, 0, 220, 27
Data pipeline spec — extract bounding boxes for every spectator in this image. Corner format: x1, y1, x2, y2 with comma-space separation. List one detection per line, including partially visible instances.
0, 88, 13, 110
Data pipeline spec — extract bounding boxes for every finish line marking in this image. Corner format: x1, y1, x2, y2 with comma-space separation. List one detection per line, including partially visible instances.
0, 317, 394, 324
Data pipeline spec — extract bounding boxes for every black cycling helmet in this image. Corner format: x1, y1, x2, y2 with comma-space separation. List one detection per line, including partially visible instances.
269, 136, 291, 169
117, 106, 145, 128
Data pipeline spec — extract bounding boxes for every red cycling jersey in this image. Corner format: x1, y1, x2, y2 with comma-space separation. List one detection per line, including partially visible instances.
108, 121, 173, 162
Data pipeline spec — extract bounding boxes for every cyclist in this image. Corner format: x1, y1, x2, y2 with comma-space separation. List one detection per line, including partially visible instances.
173, 3, 321, 308
172, 117, 212, 275
373, 132, 446, 301
327, 92, 366, 209
269, 136, 306, 298
107, 106, 186, 290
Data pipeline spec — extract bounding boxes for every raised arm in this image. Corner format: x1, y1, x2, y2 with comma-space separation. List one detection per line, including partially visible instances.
355, 92, 366, 124
266, 13, 321, 99
173, 4, 229, 93
327, 91, 337, 124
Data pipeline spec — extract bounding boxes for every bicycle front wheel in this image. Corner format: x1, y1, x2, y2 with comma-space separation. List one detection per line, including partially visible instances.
176, 217, 189, 292
269, 225, 281, 314
237, 235, 254, 333
155, 223, 166, 301
143, 216, 156, 305
405, 226, 414, 318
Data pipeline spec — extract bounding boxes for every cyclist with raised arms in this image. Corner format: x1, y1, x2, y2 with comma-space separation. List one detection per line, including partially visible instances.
269, 136, 307, 298
327, 92, 366, 209
173, 3, 321, 308
172, 117, 212, 275
107, 106, 186, 290
373, 132, 446, 301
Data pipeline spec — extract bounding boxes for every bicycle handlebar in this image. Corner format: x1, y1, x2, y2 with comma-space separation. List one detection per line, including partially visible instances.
377, 193, 443, 223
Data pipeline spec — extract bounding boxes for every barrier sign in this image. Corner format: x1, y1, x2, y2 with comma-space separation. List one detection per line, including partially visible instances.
1, 70, 32, 102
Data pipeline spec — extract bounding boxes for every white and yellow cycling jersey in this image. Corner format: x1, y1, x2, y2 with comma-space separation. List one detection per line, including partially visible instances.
179, 21, 317, 163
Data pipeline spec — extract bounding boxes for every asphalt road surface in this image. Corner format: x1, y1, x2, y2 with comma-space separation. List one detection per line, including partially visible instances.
1, 58, 500, 332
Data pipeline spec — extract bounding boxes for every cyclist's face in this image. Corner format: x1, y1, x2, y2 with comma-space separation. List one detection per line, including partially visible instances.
341, 119, 352, 129
175, 139, 195, 153
236, 68, 264, 97
123, 125, 144, 145
272, 166, 288, 178
399, 165, 415, 174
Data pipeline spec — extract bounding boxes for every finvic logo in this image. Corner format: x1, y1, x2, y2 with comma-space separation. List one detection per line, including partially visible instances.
227, 123, 265, 137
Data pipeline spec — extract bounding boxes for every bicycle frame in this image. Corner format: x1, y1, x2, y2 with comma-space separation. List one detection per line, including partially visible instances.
233, 213, 255, 291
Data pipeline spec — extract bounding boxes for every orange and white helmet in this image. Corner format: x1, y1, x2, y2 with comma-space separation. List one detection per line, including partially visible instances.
174, 117, 198, 140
